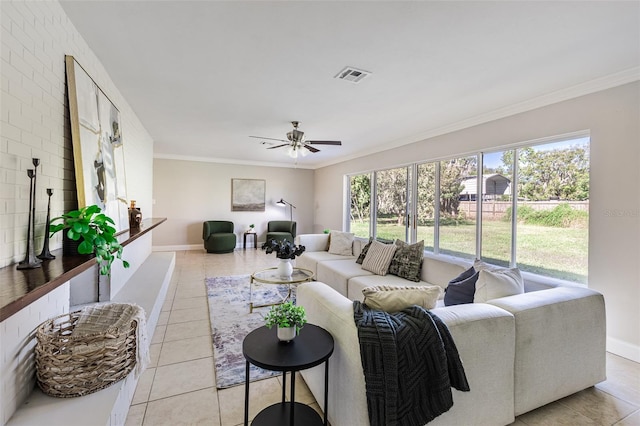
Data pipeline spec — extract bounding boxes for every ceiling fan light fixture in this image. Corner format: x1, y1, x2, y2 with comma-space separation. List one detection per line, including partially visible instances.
287, 146, 298, 159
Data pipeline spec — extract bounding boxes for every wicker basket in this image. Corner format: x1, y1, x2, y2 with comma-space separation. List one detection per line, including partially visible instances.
35, 303, 141, 398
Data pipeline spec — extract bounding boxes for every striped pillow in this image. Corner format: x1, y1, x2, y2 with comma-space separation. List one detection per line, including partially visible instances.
361, 240, 398, 276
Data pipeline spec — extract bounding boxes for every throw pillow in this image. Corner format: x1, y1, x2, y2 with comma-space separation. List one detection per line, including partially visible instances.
473, 259, 505, 272
356, 237, 374, 264
356, 237, 396, 264
328, 231, 355, 256
388, 240, 424, 282
362, 285, 443, 312
444, 266, 479, 306
474, 267, 524, 303
361, 240, 398, 276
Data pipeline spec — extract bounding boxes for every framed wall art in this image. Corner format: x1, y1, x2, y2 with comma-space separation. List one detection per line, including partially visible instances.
65, 55, 129, 234
231, 179, 265, 211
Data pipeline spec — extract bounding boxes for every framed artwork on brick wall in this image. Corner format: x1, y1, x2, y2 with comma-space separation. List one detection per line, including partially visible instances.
231, 179, 265, 211
65, 55, 128, 234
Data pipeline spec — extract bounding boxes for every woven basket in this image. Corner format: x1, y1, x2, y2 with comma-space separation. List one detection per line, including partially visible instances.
35, 304, 140, 398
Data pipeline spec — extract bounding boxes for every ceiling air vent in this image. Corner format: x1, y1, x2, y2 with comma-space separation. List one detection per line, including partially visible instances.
334, 66, 371, 84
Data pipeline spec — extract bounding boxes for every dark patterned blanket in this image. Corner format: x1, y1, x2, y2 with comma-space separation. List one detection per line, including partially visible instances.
353, 301, 470, 426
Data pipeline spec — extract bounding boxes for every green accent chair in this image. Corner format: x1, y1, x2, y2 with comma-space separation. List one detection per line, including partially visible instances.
203, 221, 236, 253
266, 221, 297, 244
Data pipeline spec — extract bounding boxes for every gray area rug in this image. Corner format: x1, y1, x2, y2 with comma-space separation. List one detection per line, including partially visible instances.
205, 274, 293, 389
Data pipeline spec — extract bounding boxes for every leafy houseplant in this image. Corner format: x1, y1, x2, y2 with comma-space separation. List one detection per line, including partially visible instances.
264, 302, 307, 341
261, 239, 306, 259
50, 205, 130, 275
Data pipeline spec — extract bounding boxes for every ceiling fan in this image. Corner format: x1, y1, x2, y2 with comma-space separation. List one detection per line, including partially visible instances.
250, 121, 342, 158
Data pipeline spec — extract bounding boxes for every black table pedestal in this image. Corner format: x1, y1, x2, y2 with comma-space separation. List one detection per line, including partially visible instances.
243, 325, 334, 426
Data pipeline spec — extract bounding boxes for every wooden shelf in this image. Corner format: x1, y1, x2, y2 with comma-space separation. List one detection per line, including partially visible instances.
0, 218, 166, 322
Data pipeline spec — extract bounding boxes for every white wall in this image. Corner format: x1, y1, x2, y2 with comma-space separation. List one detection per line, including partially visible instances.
0, 1, 155, 269
152, 158, 314, 249
315, 82, 640, 362
0, 2, 155, 421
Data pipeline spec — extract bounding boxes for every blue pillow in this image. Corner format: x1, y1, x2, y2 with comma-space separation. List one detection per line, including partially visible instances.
444, 266, 479, 306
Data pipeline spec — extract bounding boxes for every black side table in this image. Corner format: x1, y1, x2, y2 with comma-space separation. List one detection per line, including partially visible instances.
243, 324, 334, 426
244, 232, 257, 250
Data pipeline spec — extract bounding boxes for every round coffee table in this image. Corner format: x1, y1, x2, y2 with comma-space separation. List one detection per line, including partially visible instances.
243, 324, 334, 426
249, 267, 314, 313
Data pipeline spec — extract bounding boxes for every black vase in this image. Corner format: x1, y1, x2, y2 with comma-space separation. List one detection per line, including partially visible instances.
62, 233, 83, 256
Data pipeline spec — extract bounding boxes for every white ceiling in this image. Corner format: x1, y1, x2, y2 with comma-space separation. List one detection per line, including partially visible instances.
60, 1, 640, 169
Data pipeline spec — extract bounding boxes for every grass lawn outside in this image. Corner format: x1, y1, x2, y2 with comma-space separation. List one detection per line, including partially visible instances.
350, 219, 588, 284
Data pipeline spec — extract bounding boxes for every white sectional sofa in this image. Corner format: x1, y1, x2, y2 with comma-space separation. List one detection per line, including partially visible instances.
294, 233, 606, 426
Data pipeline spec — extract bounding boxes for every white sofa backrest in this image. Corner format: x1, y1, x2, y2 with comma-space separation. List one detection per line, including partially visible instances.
421, 252, 471, 289
296, 233, 330, 252
297, 233, 366, 257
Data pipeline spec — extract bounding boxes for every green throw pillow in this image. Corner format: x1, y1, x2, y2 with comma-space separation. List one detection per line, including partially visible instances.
388, 240, 424, 282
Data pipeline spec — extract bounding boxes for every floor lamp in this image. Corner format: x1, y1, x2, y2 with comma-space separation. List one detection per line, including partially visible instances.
276, 198, 296, 222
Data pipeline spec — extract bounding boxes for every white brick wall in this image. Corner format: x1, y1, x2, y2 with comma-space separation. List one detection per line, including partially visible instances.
0, 0, 155, 422
0, 1, 155, 269
0, 283, 70, 424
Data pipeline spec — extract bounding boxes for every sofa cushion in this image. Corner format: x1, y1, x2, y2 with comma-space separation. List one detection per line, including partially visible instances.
355, 237, 373, 264
296, 251, 356, 276
317, 259, 374, 296
362, 285, 442, 312
388, 240, 424, 282
444, 266, 479, 306
361, 240, 397, 276
474, 268, 524, 302
328, 230, 355, 256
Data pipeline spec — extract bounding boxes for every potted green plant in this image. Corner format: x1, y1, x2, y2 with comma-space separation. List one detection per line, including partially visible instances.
261, 239, 306, 278
49, 204, 130, 275
264, 302, 307, 342
248, 224, 255, 233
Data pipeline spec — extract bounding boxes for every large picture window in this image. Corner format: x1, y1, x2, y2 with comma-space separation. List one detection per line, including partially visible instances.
346, 134, 590, 284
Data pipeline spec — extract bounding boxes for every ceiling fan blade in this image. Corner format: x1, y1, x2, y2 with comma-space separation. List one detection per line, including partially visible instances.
267, 144, 289, 150
306, 140, 342, 146
304, 145, 320, 153
249, 136, 288, 143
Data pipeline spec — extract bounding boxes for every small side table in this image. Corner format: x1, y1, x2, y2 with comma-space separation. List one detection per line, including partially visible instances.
244, 232, 257, 250
243, 324, 334, 426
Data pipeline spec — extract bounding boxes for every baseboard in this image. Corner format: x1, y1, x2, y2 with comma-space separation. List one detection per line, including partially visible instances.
153, 242, 264, 252
607, 337, 640, 363
153, 244, 203, 252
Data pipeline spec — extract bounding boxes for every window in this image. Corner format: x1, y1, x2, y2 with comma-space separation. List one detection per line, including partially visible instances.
416, 163, 436, 251
480, 150, 514, 268
349, 173, 371, 238
346, 134, 589, 284
515, 138, 589, 283
375, 167, 409, 241
438, 156, 477, 259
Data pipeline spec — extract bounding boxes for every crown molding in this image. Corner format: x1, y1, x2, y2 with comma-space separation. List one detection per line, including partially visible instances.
154, 68, 639, 171
152, 153, 315, 170
314, 67, 640, 170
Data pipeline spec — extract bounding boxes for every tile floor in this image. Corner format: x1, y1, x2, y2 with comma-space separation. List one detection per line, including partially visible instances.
125, 249, 640, 426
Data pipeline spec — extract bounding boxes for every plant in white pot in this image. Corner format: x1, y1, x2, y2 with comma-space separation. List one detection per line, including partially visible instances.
261, 239, 305, 278
264, 302, 307, 342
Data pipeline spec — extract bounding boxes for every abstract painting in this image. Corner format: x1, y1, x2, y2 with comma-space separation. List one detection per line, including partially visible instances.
66, 55, 128, 233
231, 179, 265, 211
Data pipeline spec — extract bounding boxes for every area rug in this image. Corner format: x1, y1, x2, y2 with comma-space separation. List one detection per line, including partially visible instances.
205, 274, 294, 389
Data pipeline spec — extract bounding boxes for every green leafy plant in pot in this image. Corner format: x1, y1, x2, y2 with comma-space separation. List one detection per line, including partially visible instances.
264, 302, 307, 342
49, 204, 130, 275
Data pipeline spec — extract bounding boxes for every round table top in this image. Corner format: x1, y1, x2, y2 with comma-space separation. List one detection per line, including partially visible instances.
251, 267, 314, 285
243, 324, 334, 372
